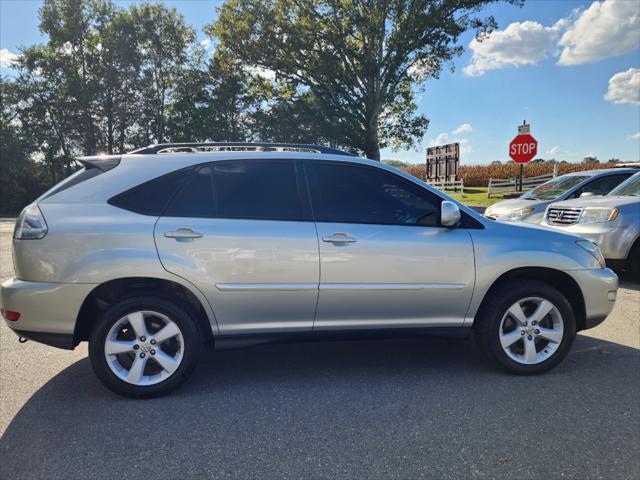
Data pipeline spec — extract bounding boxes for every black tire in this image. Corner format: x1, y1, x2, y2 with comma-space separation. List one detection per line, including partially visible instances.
474, 280, 576, 375
627, 240, 640, 281
89, 296, 201, 398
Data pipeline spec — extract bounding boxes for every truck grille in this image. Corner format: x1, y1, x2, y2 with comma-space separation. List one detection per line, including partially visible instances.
546, 207, 582, 225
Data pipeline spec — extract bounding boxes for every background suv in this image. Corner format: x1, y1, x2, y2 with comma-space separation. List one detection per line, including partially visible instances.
2, 143, 618, 397
484, 168, 637, 223
541, 172, 640, 278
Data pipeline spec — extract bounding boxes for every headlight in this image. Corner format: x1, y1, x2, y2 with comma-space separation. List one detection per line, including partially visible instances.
499, 207, 535, 221
14, 204, 48, 239
579, 207, 619, 224
576, 240, 606, 268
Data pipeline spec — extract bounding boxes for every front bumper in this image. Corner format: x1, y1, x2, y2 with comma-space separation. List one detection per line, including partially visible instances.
541, 221, 630, 260
566, 268, 618, 330
0, 278, 96, 349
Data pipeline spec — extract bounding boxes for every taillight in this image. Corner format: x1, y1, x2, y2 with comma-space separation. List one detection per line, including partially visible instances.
1, 309, 20, 321
14, 204, 48, 239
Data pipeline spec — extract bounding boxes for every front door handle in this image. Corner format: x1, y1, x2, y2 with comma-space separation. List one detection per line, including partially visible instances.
164, 228, 203, 240
322, 232, 357, 243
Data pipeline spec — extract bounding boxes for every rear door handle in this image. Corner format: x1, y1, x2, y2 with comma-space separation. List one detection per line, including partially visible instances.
164, 228, 203, 240
322, 232, 357, 243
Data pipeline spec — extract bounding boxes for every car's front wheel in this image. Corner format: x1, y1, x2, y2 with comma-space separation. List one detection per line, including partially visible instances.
89, 296, 201, 398
474, 281, 576, 374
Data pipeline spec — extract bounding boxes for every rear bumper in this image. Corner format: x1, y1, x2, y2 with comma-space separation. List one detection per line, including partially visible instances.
566, 268, 618, 330
0, 278, 96, 349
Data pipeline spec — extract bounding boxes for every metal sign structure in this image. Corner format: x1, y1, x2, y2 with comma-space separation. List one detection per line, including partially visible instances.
426, 142, 460, 182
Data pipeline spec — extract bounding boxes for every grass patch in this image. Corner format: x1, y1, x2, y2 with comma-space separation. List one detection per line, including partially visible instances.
439, 187, 505, 207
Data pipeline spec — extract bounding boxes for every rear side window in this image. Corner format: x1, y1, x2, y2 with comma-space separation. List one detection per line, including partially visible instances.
109, 168, 191, 215
306, 161, 442, 226
165, 160, 305, 221
574, 173, 633, 197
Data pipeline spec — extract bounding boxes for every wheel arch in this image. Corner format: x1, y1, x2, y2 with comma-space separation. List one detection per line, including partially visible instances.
74, 276, 216, 346
473, 267, 587, 331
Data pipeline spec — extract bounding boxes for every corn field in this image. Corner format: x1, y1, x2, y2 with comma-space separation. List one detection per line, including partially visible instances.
401, 162, 618, 187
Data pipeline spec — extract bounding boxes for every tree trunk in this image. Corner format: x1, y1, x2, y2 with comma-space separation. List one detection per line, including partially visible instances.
363, 122, 381, 161
106, 90, 114, 154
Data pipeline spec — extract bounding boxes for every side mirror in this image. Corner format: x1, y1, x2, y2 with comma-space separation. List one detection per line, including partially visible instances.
441, 201, 461, 227
580, 192, 595, 198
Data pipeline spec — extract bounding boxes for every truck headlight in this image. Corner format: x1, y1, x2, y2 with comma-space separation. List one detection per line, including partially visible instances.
579, 207, 618, 224
500, 207, 535, 221
576, 240, 606, 268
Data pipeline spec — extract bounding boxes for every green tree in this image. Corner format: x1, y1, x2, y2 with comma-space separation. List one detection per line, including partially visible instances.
130, 3, 195, 144
582, 156, 599, 164
209, 0, 521, 160
0, 78, 47, 214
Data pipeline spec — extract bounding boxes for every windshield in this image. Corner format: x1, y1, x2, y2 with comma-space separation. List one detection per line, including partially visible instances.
608, 172, 640, 196
522, 175, 589, 201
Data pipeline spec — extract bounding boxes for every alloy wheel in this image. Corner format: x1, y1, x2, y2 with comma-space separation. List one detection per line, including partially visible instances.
499, 297, 564, 365
104, 310, 184, 386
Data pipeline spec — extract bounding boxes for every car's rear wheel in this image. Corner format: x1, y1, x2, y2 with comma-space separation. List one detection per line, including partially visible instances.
474, 281, 576, 374
89, 296, 201, 398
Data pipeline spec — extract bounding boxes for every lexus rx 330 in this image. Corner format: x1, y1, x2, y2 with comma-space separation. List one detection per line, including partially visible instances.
1, 143, 619, 397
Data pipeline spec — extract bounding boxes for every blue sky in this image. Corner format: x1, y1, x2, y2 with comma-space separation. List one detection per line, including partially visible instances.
1, 0, 639, 164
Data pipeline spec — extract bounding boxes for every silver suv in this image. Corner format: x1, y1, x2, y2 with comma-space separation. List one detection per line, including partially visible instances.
484, 168, 637, 223
1, 143, 619, 397
541, 172, 640, 278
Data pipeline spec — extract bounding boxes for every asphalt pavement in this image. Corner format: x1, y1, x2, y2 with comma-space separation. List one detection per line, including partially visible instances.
1, 218, 639, 480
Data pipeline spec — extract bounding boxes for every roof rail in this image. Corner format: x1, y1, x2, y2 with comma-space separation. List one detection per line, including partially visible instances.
128, 142, 355, 156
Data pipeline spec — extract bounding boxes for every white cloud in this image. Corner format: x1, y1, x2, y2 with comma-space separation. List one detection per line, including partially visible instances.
464, 1, 640, 76
558, 0, 640, 66
546, 146, 577, 158
547, 146, 562, 156
464, 20, 567, 76
200, 38, 211, 49
630, 132, 640, 140
246, 65, 276, 81
428, 132, 449, 147
0, 49, 18, 69
604, 68, 640, 105
428, 130, 472, 156
455, 138, 473, 155
452, 123, 473, 135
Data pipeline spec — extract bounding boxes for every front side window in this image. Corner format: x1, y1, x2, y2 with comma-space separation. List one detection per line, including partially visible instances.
306, 162, 441, 226
165, 160, 305, 221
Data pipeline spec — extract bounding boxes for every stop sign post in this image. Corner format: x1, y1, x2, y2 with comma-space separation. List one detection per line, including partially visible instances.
509, 122, 538, 191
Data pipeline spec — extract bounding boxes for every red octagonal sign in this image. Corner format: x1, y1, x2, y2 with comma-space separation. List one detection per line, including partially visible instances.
509, 134, 538, 164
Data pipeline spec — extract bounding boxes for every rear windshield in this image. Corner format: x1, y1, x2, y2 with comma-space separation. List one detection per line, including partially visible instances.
40, 167, 101, 201
522, 175, 589, 201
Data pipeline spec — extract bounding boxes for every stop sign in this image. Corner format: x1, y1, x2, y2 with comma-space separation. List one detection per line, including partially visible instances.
509, 134, 538, 164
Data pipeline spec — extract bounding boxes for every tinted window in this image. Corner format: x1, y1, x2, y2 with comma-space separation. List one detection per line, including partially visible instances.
609, 173, 640, 196
164, 166, 215, 217
575, 174, 632, 197
109, 168, 191, 215
166, 160, 304, 221
307, 162, 441, 226
522, 175, 589, 201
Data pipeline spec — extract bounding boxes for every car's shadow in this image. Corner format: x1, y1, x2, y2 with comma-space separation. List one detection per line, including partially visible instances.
618, 271, 640, 292
1, 334, 639, 480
